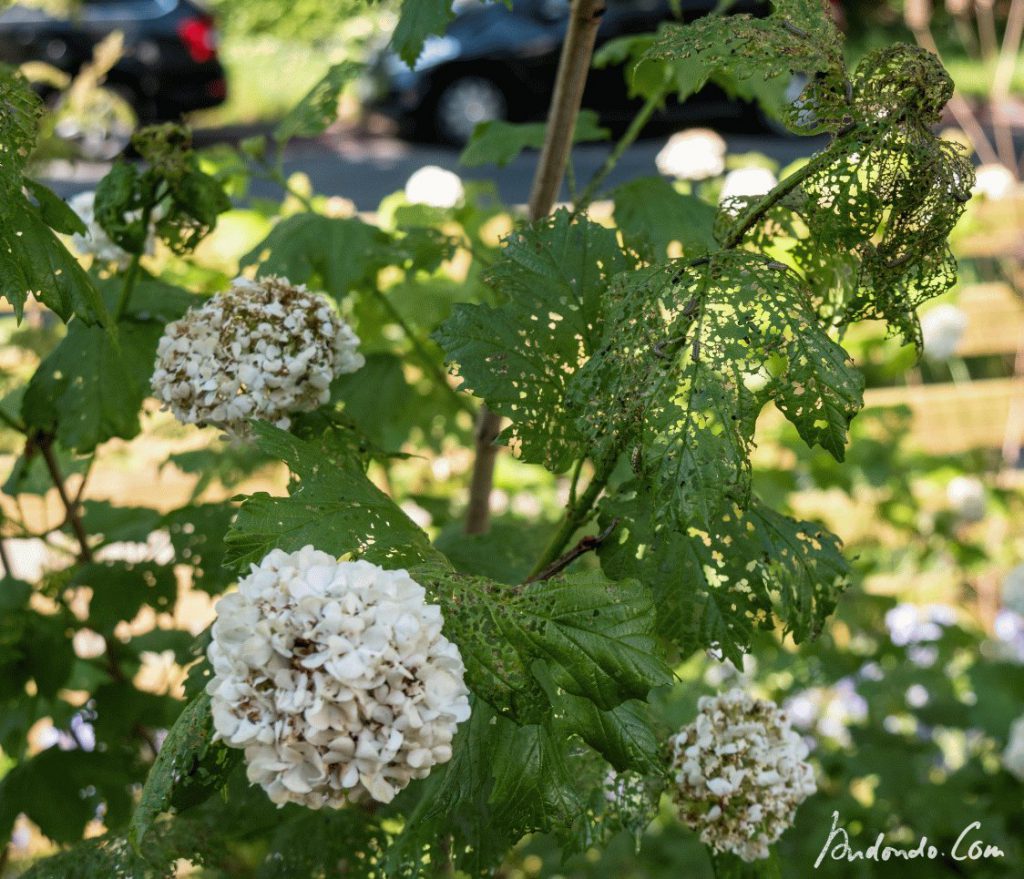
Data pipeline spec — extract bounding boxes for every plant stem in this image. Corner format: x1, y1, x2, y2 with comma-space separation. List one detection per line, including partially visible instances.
36, 434, 92, 564
465, 0, 607, 536
371, 289, 475, 417
114, 253, 142, 321
721, 123, 867, 249
576, 83, 668, 210
526, 446, 620, 580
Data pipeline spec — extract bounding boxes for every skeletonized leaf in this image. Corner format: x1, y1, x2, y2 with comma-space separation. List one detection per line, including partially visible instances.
274, 62, 362, 144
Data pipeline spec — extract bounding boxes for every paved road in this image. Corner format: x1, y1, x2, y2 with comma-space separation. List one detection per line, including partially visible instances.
39, 126, 825, 211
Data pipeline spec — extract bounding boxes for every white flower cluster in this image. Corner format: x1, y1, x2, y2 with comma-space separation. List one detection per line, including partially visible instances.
884, 602, 957, 646
655, 128, 726, 180
1002, 715, 1024, 781
67, 190, 153, 268
207, 547, 471, 807
718, 167, 778, 216
946, 475, 986, 522
669, 689, 816, 862
404, 165, 465, 209
920, 303, 968, 361
784, 678, 867, 748
152, 276, 364, 434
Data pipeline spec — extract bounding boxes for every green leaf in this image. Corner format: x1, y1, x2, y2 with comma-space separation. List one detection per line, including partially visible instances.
0, 66, 42, 181
21, 317, 164, 454
489, 722, 583, 831
569, 252, 862, 527
80, 501, 162, 547
163, 504, 236, 594
435, 209, 636, 472
613, 176, 718, 259
0, 749, 134, 845
556, 695, 663, 774
274, 61, 361, 143
415, 565, 671, 722
459, 109, 610, 168
24, 612, 75, 698
434, 517, 552, 584
387, 699, 514, 877
242, 214, 391, 298
331, 352, 417, 452
224, 422, 440, 570
24, 179, 87, 235
129, 693, 213, 852
645, 0, 849, 132
0, 195, 110, 324
75, 562, 177, 633
391, 0, 456, 68
600, 487, 848, 664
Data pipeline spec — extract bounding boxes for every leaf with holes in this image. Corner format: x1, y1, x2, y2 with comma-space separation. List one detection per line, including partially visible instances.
569, 252, 862, 527
435, 208, 636, 472
599, 485, 848, 664
415, 565, 671, 722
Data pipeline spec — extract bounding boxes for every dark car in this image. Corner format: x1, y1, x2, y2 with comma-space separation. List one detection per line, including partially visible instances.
0, 0, 226, 126
370, 0, 786, 144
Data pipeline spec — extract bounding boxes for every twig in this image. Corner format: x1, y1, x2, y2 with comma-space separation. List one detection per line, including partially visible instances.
35, 433, 92, 563
465, 0, 607, 536
526, 517, 620, 582
0, 533, 12, 578
526, 445, 621, 580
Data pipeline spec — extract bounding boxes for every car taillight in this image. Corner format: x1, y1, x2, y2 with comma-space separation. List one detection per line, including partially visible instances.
178, 16, 218, 64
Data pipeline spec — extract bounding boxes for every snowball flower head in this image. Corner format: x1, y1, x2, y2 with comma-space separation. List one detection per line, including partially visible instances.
1002, 715, 1024, 781
404, 165, 465, 208
151, 276, 364, 435
669, 689, 816, 862
920, 304, 967, 361
67, 190, 151, 267
973, 163, 1017, 201
946, 474, 986, 522
719, 167, 778, 215
656, 128, 726, 180
207, 547, 471, 807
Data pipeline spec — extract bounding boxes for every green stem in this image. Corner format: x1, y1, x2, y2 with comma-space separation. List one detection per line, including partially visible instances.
721, 122, 869, 249
114, 253, 142, 321
526, 446, 620, 580
371, 289, 475, 417
575, 83, 669, 211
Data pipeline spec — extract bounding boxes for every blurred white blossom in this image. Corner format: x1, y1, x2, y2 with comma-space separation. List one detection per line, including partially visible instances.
152, 276, 364, 435
920, 304, 968, 361
885, 603, 957, 646
973, 163, 1017, 201
1002, 714, 1024, 781
1002, 563, 1024, 615
719, 167, 778, 216
207, 547, 470, 807
655, 128, 726, 180
67, 190, 153, 267
946, 475, 986, 522
669, 689, 816, 862
784, 678, 867, 747
404, 165, 465, 208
